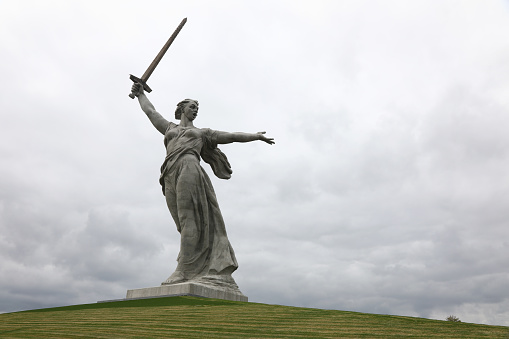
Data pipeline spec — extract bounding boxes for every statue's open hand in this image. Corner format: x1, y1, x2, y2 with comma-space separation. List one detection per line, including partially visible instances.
131, 82, 143, 97
257, 132, 275, 145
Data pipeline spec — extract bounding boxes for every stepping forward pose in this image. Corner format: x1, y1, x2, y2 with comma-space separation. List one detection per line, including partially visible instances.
131, 82, 274, 290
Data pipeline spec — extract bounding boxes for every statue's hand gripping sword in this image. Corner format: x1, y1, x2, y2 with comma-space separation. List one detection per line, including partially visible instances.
129, 18, 187, 98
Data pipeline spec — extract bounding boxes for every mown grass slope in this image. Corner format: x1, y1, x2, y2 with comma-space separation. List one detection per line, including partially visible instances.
0, 296, 508, 338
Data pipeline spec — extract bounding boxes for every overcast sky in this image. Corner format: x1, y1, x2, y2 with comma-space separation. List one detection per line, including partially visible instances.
1, 0, 509, 326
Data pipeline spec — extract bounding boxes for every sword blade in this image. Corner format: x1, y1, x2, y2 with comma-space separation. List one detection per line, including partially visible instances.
141, 17, 187, 81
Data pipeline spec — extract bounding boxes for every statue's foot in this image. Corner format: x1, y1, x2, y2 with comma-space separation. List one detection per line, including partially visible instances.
162, 271, 186, 285
192, 273, 239, 290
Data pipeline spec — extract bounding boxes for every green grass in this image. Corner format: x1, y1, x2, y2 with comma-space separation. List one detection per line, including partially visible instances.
1, 296, 508, 338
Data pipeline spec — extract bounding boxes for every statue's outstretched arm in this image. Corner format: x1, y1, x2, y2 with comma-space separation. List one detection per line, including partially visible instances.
216, 131, 274, 145
131, 83, 170, 135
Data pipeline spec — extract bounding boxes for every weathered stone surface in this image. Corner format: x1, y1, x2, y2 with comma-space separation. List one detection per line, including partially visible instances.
126, 281, 248, 302
129, 86, 274, 291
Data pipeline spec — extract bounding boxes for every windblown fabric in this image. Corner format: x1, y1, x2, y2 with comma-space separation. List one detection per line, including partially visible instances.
159, 123, 238, 280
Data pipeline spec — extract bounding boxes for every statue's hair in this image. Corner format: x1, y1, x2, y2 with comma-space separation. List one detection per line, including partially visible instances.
175, 99, 199, 120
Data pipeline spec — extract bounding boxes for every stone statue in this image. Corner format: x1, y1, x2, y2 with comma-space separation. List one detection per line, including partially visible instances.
130, 82, 274, 293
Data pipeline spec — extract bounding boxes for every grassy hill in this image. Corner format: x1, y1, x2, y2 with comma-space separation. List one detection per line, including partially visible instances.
1, 296, 508, 338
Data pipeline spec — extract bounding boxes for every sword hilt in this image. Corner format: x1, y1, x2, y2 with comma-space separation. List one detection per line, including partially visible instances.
128, 74, 152, 99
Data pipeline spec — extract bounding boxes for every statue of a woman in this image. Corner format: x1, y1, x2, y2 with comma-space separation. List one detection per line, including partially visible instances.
131, 83, 274, 290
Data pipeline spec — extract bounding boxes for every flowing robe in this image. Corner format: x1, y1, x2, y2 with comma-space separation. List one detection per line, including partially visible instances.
159, 123, 238, 281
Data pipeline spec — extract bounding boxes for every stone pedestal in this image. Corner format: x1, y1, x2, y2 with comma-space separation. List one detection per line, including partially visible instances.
126, 281, 248, 302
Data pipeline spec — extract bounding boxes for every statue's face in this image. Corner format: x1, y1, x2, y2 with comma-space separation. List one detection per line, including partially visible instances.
183, 101, 199, 121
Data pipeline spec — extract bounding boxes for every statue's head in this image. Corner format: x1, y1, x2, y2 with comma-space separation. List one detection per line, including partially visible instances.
175, 99, 199, 120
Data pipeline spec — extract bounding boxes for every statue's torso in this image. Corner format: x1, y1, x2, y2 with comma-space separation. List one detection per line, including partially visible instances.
164, 124, 206, 157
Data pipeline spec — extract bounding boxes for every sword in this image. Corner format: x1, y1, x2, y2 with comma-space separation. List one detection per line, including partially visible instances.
129, 17, 187, 98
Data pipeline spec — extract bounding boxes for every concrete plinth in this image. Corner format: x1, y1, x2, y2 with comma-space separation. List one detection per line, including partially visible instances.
126, 281, 248, 302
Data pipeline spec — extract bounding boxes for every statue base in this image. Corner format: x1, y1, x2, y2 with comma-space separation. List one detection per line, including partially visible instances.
126, 281, 248, 302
